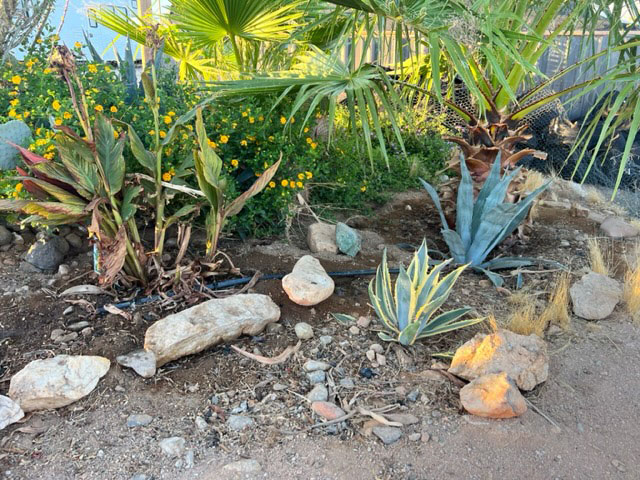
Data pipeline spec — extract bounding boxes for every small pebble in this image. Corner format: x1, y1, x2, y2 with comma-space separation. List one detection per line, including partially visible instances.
195, 416, 208, 431
348, 326, 360, 335
357, 316, 371, 328
339, 377, 355, 388
227, 415, 255, 431
63, 306, 73, 316
366, 350, 376, 362
67, 321, 90, 331
306, 384, 329, 402
408, 433, 421, 442
295, 322, 314, 340
307, 370, 326, 384
311, 401, 346, 420
319, 335, 333, 346
159, 437, 186, 457
303, 360, 331, 372
372, 426, 403, 445
376, 353, 386, 366
272, 383, 288, 391
370, 343, 384, 354
127, 414, 153, 428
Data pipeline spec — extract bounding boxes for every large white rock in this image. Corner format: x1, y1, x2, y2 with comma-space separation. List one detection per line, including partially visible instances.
145, 294, 280, 366
307, 223, 338, 254
282, 255, 334, 306
448, 329, 548, 391
0, 395, 24, 430
9, 355, 110, 412
570, 272, 622, 320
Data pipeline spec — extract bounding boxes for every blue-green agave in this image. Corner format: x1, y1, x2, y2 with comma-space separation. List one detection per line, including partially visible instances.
420, 154, 550, 284
369, 239, 483, 346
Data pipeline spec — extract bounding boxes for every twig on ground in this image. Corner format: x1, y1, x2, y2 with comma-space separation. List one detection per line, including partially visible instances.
230, 341, 301, 365
525, 399, 562, 432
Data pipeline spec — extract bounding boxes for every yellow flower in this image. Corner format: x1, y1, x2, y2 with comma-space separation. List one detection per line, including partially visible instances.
12, 191, 18, 198
297, 173, 305, 180
25, 59, 35, 69
105, 66, 111, 73
36, 138, 47, 146
8, 109, 17, 118
232, 122, 237, 129
15, 183, 23, 193
43, 68, 51, 74
168, 111, 176, 117
219, 135, 229, 144
281, 179, 288, 187
304, 127, 309, 133
8, 90, 18, 96
92, 88, 99, 93
88, 64, 98, 73
110, 106, 118, 113
268, 181, 276, 188
291, 117, 295, 123
74, 41, 82, 48
148, 130, 156, 135
35, 128, 41, 135
289, 180, 296, 188
11, 75, 21, 85
44, 152, 55, 160
9, 99, 19, 107
249, 117, 255, 124
95, 105, 103, 112
240, 140, 248, 147
268, 135, 275, 142
360, 185, 367, 192
54, 118, 62, 126
207, 139, 217, 148
258, 115, 264, 122
164, 115, 172, 124
52, 100, 61, 111
47, 145, 55, 151
162, 172, 172, 182
305, 171, 313, 179
231, 159, 239, 167
181, 133, 188, 140
306, 137, 312, 144
159, 131, 167, 139
63, 111, 72, 119
242, 111, 248, 117
310, 142, 317, 149
36, 38, 42, 44
280, 116, 286, 125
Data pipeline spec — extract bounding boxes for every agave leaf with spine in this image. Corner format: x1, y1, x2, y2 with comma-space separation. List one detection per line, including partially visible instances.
369, 239, 483, 346
420, 153, 551, 285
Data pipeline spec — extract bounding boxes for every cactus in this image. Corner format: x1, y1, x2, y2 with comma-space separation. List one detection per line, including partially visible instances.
0, 120, 32, 170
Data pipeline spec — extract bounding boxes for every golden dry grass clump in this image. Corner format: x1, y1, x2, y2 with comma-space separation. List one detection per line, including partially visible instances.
506, 294, 546, 337
624, 248, 640, 324
587, 237, 610, 276
539, 272, 571, 331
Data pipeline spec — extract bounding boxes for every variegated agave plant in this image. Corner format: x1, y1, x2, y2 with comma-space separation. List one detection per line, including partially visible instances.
420, 153, 550, 286
369, 239, 483, 346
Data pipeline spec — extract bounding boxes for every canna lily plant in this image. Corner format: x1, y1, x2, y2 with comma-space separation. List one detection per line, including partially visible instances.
420, 153, 550, 286
193, 108, 281, 261
369, 239, 483, 346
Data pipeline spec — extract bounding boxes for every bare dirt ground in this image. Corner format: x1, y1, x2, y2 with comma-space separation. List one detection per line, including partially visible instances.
1, 186, 639, 480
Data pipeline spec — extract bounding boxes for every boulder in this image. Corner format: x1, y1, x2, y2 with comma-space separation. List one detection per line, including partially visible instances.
460, 373, 527, 419
448, 329, 548, 391
0, 395, 24, 430
24, 238, 66, 272
282, 255, 334, 306
144, 294, 280, 366
600, 216, 639, 238
9, 355, 110, 412
307, 223, 338, 254
335, 222, 361, 257
0, 225, 12, 247
116, 349, 157, 378
570, 272, 622, 320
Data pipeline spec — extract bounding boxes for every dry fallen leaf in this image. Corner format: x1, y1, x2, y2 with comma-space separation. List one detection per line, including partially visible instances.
103, 304, 132, 321
60, 285, 113, 296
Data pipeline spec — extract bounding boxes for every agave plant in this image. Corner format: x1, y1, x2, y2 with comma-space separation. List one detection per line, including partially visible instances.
420, 153, 550, 286
369, 239, 483, 346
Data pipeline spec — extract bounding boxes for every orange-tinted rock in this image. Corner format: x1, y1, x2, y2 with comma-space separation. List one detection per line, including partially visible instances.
460, 373, 527, 419
448, 329, 548, 391
311, 401, 345, 421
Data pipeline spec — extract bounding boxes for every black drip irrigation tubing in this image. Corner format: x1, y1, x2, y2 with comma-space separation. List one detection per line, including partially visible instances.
96, 268, 401, 315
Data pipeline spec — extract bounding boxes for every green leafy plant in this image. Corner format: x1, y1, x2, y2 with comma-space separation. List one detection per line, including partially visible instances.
193, 108, 281, 260
420, 153, 550, 285
369, 239, 482, 346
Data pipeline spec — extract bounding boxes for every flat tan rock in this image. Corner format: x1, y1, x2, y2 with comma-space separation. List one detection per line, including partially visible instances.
570, 272, 622, 320
307, 223, 338, 254
448, 329, 548, 391
145, 294, 280, 366
282, 255, 334, 306
9, 355, 110, 412
460, 373, 527, 419
600, 216, 639, 238
0, 395, 24, 430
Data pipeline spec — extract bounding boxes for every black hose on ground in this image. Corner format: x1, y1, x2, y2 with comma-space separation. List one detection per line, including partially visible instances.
96, 268, 401, 315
